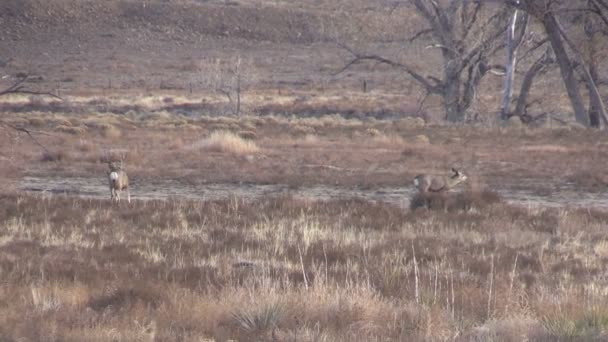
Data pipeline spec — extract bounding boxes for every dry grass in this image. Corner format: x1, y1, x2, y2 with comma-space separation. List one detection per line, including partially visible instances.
194, 130, 260, 155
409, 189, 502, 211
0, 193, 607, 340
2, 111, 608, 190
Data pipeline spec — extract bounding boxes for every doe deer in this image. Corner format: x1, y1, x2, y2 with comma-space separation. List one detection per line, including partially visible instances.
108, 161, 130, 203
413, 168, 467, 210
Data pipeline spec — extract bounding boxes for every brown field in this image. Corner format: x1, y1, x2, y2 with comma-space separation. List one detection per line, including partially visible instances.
1, 111, 608, 341
1, 106, 607, 192
1, 193, 608, 341
2, 0, 608, 341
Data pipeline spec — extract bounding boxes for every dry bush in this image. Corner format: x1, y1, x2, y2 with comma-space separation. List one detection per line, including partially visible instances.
39, 150, 70, 162
370, 134, 406, 148
292, 124, 316, 135
100, 124, 122, 139
55, 125, 85, 135
412, 134, 431, 145
365, 127, 381, 136
394, 116, 426, 129
27, 117, 46, 127
194, 130, 260, 154
237, 130, 258, 140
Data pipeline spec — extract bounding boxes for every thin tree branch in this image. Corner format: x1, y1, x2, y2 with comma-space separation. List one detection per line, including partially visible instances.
459, 7, 511, 71
0, 76, 62, 99
462, 2, 483, 40
407, 28, 433, 42
335, 44, 442, 94
590, 0, 608, 27
0, 75, 60, 153
518, 38, 549, 64
0, 121, 52, 155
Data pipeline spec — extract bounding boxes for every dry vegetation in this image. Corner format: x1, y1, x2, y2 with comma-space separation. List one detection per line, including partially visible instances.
1, 108, 607, 192
194, 130, 260, 155
2, 1, 608, 340
1, 193, 607, 340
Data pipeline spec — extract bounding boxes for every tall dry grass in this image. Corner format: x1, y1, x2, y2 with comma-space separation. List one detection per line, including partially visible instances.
0, 193, 607, 340
194, 130, 260, 155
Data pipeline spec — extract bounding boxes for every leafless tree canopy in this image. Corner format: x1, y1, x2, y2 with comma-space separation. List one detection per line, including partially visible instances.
0, 74, 60, 153
336, 0, 608, 125
339, 0, 512, 122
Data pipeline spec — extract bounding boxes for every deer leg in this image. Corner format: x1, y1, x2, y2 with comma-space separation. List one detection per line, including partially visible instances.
127, 188, 131, 203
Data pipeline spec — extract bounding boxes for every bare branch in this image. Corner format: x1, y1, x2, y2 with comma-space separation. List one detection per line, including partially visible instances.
518, 38, 549, 64
461, 2, 483, 40
555, 17, 608, 125
0, 75, 59, 153
407, 28, 433, 42
595, 0, 608, 10
0, 121, 52, 155
459, 7, 511, 71
335, 43, 442, 94
590, 0, 608, 27
514, 48, 555, 117
412, 0, 456, 52
0, 75, 62, 99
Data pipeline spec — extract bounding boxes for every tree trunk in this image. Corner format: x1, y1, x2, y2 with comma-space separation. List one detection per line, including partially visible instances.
542, 13, 589, 126
444, 73, 463, 122
585, 10, 602, 128
514, 49, 552, 117
586, 12, 601, 127
555, 16, 608, 127
501, 10, 524, 120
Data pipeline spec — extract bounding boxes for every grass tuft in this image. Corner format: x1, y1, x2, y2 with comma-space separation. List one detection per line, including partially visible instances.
195, 130, 260, 154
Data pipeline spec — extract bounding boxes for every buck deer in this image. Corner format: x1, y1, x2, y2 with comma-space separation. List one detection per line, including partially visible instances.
412, 168, 468, 210
413, 168, 468, 194
108, 161, 130, 203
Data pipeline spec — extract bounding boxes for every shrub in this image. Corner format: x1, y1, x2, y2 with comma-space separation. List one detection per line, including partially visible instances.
195, 130, 260, 154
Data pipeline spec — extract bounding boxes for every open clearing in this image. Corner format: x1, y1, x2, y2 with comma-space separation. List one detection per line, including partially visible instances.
19, 175, 608, 209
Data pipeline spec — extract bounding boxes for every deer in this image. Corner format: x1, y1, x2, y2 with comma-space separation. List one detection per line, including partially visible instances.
412, 168, 468, 210
413, 168, 468, 194
108, 160, 130, 203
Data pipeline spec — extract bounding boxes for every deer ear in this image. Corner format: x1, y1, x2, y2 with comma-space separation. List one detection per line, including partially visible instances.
451, 168, 458, 175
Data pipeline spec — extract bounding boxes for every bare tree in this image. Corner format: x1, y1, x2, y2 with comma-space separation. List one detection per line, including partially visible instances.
338, 0, 512, 122
200, 55, 256, 116
513, 46, 555, 119
505, 0, 608, 127
0, 74, 60, 98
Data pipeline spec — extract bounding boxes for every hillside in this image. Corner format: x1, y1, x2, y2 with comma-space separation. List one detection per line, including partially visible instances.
0, 0, 602, 121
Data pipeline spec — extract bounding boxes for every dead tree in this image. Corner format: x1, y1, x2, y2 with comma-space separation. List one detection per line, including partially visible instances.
200, 56, 254, 116
0, 75, 60, 98
513, 46, 555, 119
500, 9, 529, 120
506, 0, 608, 127
338, 1, 512, 122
